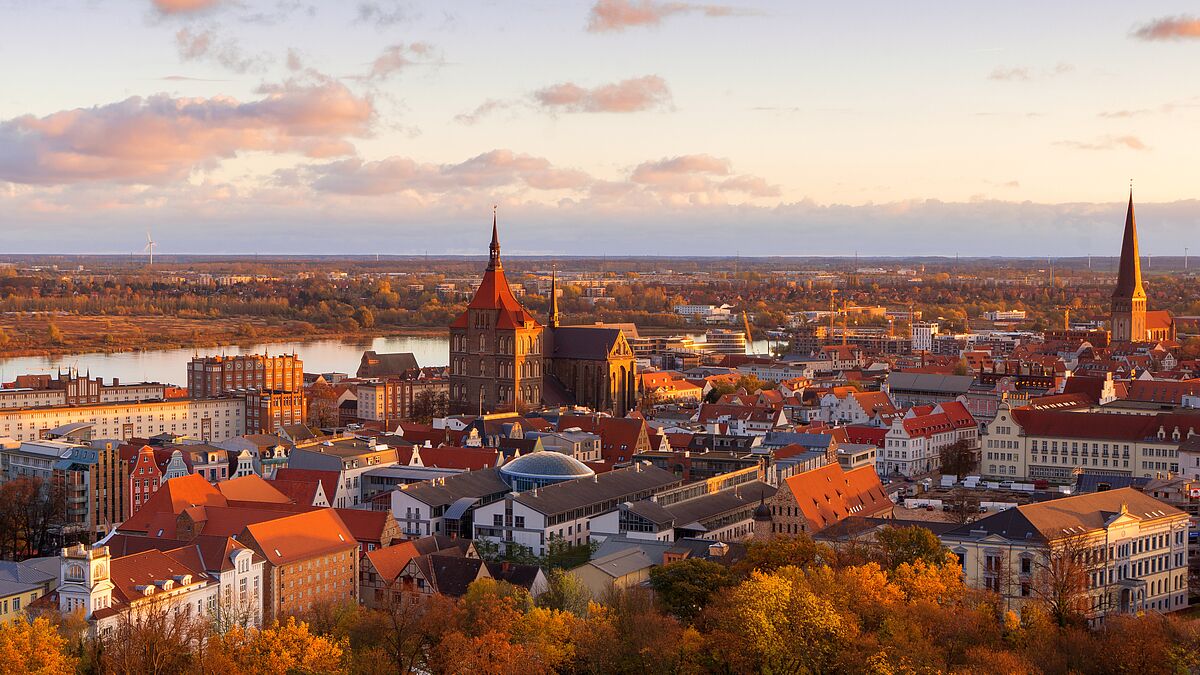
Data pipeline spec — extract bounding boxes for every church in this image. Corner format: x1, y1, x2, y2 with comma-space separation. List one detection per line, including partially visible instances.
448, 216, 637, 417
1110, 190, 1175, 343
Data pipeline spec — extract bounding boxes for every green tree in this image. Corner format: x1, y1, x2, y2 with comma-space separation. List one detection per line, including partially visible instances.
648, 558, 734, 622
536, 569, 592, 617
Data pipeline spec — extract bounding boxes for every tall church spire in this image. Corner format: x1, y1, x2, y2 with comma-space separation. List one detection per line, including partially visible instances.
488, 205, 502, 270
549, 265, 560, 329
1113, 189, 1145, 300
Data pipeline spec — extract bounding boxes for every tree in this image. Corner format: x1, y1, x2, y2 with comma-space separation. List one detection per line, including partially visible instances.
0, 616, 77, 675
0, 476, 68, 560
46, 322, 65, 346
940, 438, 977, 479
706, 568, 851, 674
874, 525, 950, 571
96, 602, 203, 674
354, 306, 375, 329
732, 533, 830, 577
648, 558, 734, 622
216, 617, 347, 675
536, 569, 592, 617
1033, 533, 1105, 628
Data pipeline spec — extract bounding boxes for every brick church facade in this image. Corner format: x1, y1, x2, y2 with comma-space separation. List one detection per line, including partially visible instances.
449, 216, 636, 417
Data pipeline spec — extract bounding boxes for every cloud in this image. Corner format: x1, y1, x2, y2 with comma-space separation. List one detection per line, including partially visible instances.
1054, 135, 1148, 151
306, 149, 593, 195
366, 43, 438, 80
586, 0, 743, 32
629, 153, 779, 198
987, 62, 1072, 82
356, 0, 409, 27
0, 81, 373, 185
1132, 15, 1200, 40
1099, 99, 1199, 118
175, 26, 269, 73
533, 76, 672, 113
454, 99, 512, 125
151, 0, 223, 15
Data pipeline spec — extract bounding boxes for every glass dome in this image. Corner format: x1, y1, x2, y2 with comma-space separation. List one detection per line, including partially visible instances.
499, 450, 595, 490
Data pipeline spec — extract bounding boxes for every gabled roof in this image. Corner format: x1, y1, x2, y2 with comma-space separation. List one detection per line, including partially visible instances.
332, 508, 394, 544
1127, 379, 1200, 404
120, 473, 226, 533
887, 372, 973, 394
272, 468, 340, 502
551, 327, 624, 360
423, 553, 487, 597
105, 549, 208, 607
1010, 408, 1200, 442
397, 467, 511, 508
242, 509, 356, 565
215, 474, 293, 504
415, 446, 503, 471
945, 487, 1182, 542
450, 225, 540, 331
365, 541, 420, 584
783, 463, 891, 531
357, 351, 419, 378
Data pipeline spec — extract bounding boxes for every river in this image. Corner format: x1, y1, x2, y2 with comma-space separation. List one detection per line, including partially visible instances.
0, 333, 775, 386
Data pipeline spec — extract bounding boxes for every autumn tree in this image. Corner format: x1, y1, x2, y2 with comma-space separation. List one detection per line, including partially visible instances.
732, 532, 830, 576
0, 616, 77, 675
214, 617, 347, 675
1033, 533, 1105, 628
95, 603, 203, 675
0, 476, 68, 560
874, 525, 951, 571
648, 558, 734, 622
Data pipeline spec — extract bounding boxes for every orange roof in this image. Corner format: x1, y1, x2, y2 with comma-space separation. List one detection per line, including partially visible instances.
450, 226, 540, 330
332, 508, 394, 544
121, 473, 226, 533
273, 468, 340, 503
215, 475, 293, 504
851, 391, 897, 416
783, 463, 891, 531
242, 509, 357, 565
364, 541, 419, 584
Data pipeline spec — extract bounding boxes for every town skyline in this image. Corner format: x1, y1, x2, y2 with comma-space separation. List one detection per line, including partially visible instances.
3, 1, 1200, 255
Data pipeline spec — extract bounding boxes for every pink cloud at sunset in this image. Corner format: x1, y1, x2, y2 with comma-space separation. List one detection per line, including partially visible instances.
151, 0, 223, 15
0, 81, 373, 184
533, 75, 672, 113
585, 0, 740, 33
1132, 15, 1200, 40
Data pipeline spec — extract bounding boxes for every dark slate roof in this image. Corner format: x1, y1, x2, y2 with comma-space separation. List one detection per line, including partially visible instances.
426, 554, 485, 597
357, 351, 419, 378
551, 327, 622, 360
1075, 472, 1151, 493
0, 559, 57, 597
887, 372, 974, 394
514, 463, 680, 515
486, 561, 542, 591
398, 467, 511, 508
1113, 192, 1145, 300
942, 506, 1043, 543
665, 482, 777, 528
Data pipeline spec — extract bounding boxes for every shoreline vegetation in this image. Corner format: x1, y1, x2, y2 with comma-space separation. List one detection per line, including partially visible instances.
0, 314, 701, 361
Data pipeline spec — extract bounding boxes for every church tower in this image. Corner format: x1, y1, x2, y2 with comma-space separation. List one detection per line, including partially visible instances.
448, 212, 544, 415
1111, 190, 1146, 343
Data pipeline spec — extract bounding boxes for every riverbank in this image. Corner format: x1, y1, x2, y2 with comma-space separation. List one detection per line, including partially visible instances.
0, 314, 447, 360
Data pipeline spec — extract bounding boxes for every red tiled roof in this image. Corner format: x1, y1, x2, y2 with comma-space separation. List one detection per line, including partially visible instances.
332, 508, 394, 544
272, 468, 340, 503
783, 463, 891, 531
1127, 379, 1200, 404
215, 475, 293, 504
120, 473, 225, 533
416, 446, 503, 471
843, 425, 887, 446
364, 541, 419, 583
242, 509, 357, 565
1010, 408, 1200, 442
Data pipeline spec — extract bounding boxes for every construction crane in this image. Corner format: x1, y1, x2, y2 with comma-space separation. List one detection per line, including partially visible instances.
742, 309, 754, 347
1053, 305, 1071, 331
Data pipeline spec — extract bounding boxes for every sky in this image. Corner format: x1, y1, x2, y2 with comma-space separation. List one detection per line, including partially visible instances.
2, 0, 1200, 257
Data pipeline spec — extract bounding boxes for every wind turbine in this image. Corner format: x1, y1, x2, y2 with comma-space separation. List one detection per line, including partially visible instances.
144, 231, 156, 267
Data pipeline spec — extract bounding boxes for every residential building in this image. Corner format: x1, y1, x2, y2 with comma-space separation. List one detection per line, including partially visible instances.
0, 557, 57, 624
879, 401, 978, 478
186, 353, 303, 397
472, 462, 681, 556
526, 430, 602, 462
911, 321, 939, 353
287, 435, 403, 508
754, 462, 893, 537
239, 509, 359, 622
356, 376, 449, 422
982, 404, 1194, 482
940, 488, 1189, 623
0, 397, 244, 443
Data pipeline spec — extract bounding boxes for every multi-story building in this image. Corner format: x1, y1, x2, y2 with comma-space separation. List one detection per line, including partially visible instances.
286, 435, 401, 508
0, 371, 165, 410
982, 403, 1193, 482
754, 462, 893, 537
188, 354, 304, 435
0, 397, 244, 443
911, 321, 939, 353
239, 509, 359, 622
472, 462, 681, 556
940, 487, 1189, 623
0, 557, 57, 624
187, 353, 304, 397
879, 401, 978, 478
0, 438, 129, 539
525, 431, 602, 462
356, 376, 450, 422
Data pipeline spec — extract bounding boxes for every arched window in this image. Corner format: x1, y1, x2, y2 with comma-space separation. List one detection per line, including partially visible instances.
66, 563, 84, 581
